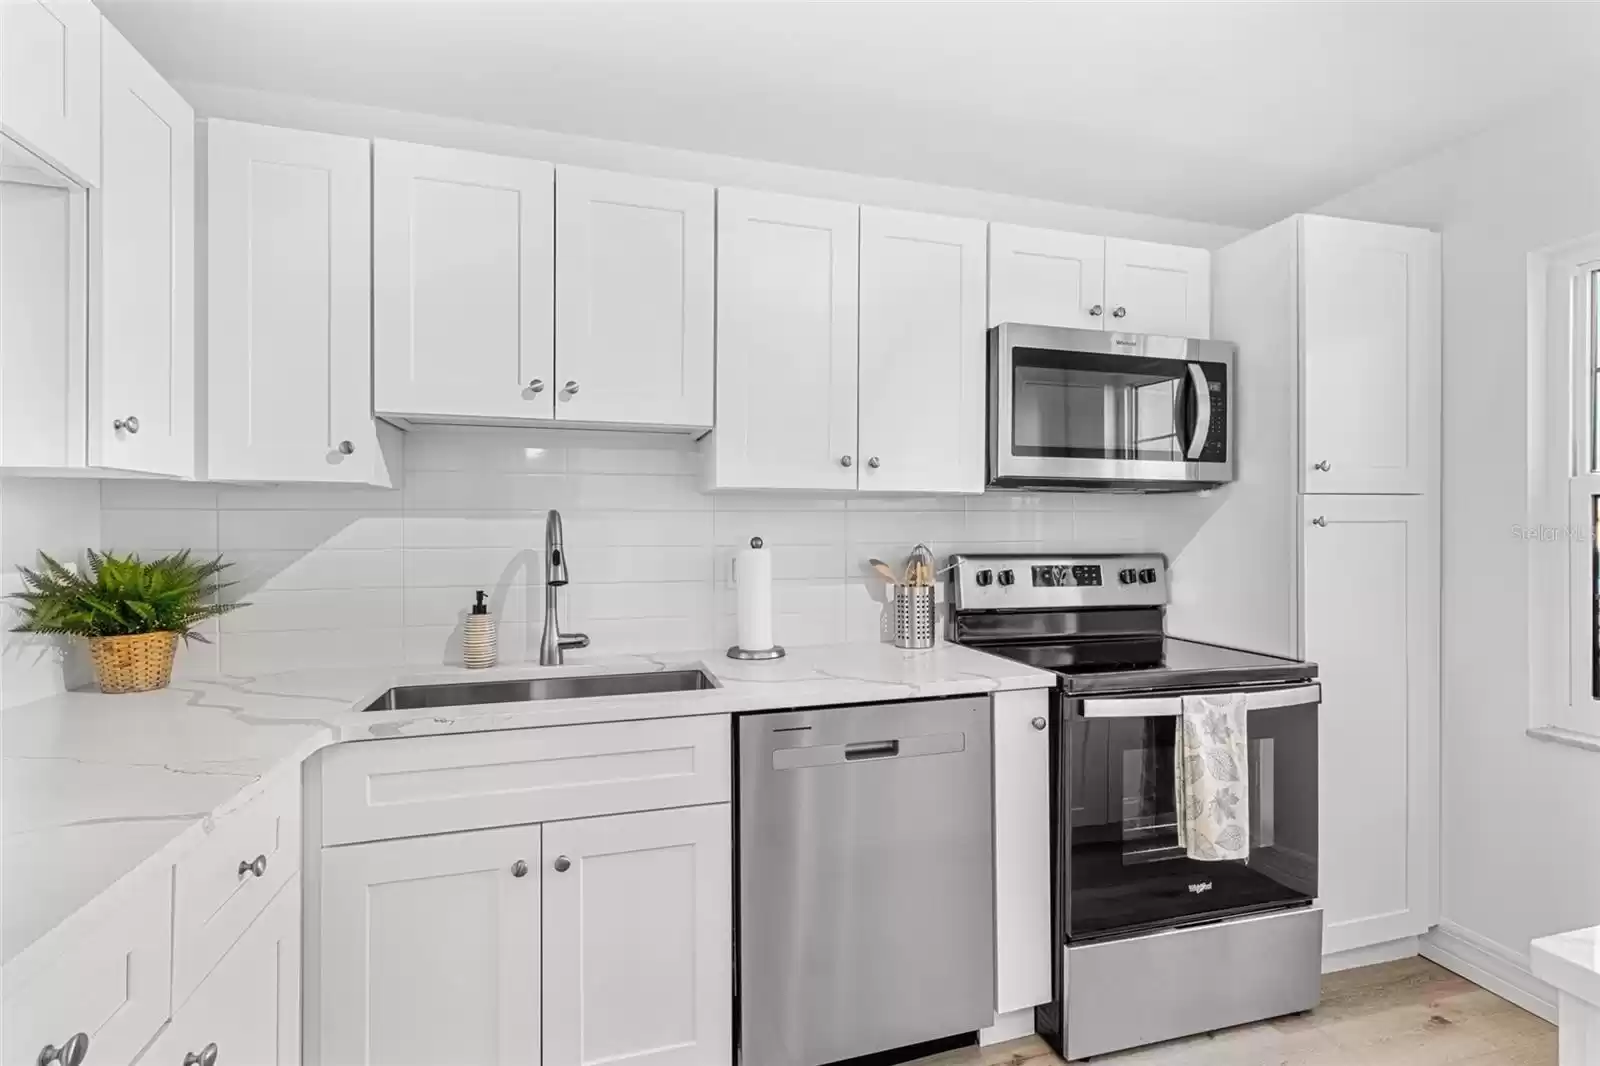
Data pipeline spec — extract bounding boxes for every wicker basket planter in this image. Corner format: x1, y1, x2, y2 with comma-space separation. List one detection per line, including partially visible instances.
88, 631, 179, 693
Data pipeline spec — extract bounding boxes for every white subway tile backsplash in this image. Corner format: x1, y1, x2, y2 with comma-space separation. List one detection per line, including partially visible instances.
82, 426, 1209, 675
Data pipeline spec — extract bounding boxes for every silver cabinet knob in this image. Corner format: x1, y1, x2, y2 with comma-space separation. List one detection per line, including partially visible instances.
562, 381, 580, 395
183, 1043, 219, 1066
1313, 460, 1331, 471
553, 855, 572, 872
511, 860, 528, 878
867, 456, 881, 469
527, 379, 546, 394
1088, 304, 1103, 317
37, 1034, 89, 1066
1031, 716, 1047, 731
1312, 516, 1328, 527
238, 854, 267, 878
1111, 306, 1127, 319
113, 415, 140, 434
840, 455, 853, 468
337, 440, 354, 455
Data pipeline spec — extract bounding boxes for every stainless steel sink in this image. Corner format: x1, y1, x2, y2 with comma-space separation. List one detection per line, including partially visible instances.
360, 669, 717, 713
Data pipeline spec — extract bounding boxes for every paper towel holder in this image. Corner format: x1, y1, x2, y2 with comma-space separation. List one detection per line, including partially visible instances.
728, 537, 786, 661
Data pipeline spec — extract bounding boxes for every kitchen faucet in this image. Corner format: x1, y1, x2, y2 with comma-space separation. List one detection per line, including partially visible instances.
540, 510, 590, 666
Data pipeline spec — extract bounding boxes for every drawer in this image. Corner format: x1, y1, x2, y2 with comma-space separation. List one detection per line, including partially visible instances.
4, 862, 172, 1066
141, 874, 301, 1066
173, 767, 301, 1008
320, 715, 731, 845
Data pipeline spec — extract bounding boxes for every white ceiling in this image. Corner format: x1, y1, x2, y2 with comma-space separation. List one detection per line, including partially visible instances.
100, 0, 1600, 227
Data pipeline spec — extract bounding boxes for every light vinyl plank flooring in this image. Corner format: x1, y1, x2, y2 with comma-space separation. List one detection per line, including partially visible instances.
913, 959, 1555, 1066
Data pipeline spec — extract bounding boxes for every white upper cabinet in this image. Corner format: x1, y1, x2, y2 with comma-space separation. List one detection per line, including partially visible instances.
1301, 493, 1438, 953
1104, 237, 1212, 338
988, 223, 1106, 329
373, 140, 554, 422
89, 22, 194, 478
1300, 215, 1439, 495
1, 0, 100, 186
542, 805, 732, 1066
858, 206, 987, 493
555, 167, 714, 428
207, 120, 391, 485
711, 189, 859, 491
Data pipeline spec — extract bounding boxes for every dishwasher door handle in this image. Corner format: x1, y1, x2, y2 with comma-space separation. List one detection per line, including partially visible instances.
844, 739, 900, 760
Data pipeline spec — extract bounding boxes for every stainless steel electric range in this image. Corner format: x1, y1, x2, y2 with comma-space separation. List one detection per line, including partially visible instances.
948, 553, 1323, 1061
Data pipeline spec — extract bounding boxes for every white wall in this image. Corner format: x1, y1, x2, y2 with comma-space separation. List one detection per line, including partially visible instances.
0, 478, 101, 704
1312, 86, 1600, 970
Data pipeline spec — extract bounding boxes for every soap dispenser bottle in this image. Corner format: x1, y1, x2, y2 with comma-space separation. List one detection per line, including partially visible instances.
462, 590, 497, 669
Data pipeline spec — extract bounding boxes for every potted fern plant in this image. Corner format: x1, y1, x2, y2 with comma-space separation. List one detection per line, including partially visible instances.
9, 550, 246, 693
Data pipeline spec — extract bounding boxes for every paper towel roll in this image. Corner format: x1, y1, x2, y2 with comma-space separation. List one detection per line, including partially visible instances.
734, 538, 774, 652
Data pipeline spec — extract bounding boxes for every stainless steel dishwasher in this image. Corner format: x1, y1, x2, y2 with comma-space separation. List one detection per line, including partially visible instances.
738, 697, 994, 1066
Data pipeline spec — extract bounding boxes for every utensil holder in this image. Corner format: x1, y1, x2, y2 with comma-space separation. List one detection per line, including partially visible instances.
893, 585, 936, 649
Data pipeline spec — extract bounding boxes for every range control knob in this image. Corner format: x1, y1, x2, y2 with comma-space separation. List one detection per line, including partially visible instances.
974, 569, 994, 588
1138, 568, 1158, 584
1118, 568, 1138, 585
996, 569, 1016, 587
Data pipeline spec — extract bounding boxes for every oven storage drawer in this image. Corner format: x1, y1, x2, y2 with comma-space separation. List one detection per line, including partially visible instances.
1061, 906, 1322, 1060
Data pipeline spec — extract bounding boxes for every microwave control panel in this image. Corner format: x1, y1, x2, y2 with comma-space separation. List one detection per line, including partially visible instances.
1197, 364, 1229, 462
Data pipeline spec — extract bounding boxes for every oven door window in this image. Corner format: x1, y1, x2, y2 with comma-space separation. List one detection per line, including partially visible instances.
1065, 701, 1318, 940
1012, 347, 1194, 462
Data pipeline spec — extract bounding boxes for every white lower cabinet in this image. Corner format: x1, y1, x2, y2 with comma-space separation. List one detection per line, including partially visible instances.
1301, 494, 1438, 954
543, 805, 732, 1066
320, 823, 543, 1066
139, 875, 302, 1066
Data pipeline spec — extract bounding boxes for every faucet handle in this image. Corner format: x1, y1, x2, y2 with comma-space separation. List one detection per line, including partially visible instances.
559, 633, 590, 651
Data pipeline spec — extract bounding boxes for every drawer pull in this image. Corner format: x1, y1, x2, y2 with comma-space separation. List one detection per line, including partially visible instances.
37, 1034, 89, 1066
184, 1042, 219, 1066
238, 854, 267, 879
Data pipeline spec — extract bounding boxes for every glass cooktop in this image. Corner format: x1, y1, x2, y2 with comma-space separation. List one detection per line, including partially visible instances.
989, 636, 1316, 695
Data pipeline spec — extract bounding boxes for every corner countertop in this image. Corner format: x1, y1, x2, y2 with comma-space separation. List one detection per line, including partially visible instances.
3, 641, 1053, 972
1533, 925, 1600, 1008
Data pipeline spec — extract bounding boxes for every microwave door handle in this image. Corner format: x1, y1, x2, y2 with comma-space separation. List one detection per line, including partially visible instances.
1185, 364, 1211, 461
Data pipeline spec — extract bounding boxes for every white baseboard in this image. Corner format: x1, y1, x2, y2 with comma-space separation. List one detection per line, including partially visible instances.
979, 1007, 1038, 1046
1322, 935, 1420, 973
1421, 920, 1557, 1023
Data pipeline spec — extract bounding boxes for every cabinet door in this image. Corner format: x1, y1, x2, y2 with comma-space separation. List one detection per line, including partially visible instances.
89, 23, 195, 477
1104, 238, 1211, 338
858, 207, 987, 493
1, 0, 100, 185
992, 688, 1052, 1014
1300, 216, 1439, 494
712, 189, 858, 490
374, 140, 554, 421
1301, 494, 1438, 955
141, 875, 301, 1066
987, 223, 1105, 329
555, 167, 713, 428
207, 120, 387, 484
542, 805, 731, 1066
320, 824, 542, 1066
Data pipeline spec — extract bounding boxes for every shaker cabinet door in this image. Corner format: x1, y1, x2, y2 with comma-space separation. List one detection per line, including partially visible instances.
542, 805, 732, 1066
858, 206, 988, 493
207, 120, 388, 484
1300, 216, 1439, 494
555, 167, 714, 428
88, 22, 195, 478
711, 189, 859, 490
319, 824, 543, 1066
1104, 238, 1211, 339
373, 140, 554, 422
1301, 494, 1438, 954
987, 223, 1106, 330
1, 0, 101, 185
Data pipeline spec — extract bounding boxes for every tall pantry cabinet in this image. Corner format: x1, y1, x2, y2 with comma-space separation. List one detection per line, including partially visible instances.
1201, 214, 1441, 959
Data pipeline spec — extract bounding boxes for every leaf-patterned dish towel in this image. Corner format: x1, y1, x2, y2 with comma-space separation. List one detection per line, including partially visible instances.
1176, 692, 1250, 861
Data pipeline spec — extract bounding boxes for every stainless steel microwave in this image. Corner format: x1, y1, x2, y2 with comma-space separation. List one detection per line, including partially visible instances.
988, 323, 1236, 491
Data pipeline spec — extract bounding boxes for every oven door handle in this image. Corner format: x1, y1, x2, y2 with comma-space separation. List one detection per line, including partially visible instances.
1184, 364, 1211, 461
1078, 683, 1321, 718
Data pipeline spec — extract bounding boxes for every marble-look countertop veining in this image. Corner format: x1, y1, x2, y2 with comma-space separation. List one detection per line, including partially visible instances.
4, 641, 1053, 970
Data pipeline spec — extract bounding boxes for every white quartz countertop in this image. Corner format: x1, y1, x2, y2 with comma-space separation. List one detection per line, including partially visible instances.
1533, 924, 1600, 1007
4, 641, 1052, 969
